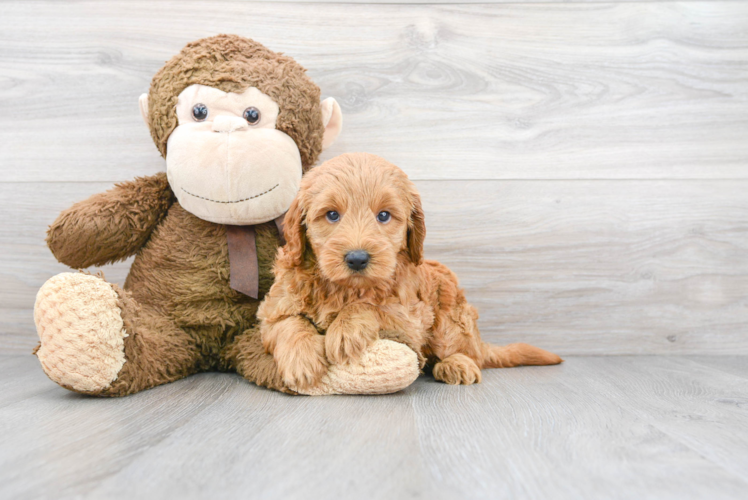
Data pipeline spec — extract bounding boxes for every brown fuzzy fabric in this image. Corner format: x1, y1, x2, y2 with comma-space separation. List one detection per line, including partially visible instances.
41, 36, 332, 397
147, 34, 324, 170
46, 174, 287, 397
220, 325, 296, 394
47, 173, 174, 268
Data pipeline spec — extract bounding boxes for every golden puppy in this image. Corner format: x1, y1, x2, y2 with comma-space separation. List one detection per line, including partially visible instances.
259, 153, 562, 390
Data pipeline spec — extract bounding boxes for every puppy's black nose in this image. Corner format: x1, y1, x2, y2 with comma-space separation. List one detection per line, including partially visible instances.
345, 250, 370, 271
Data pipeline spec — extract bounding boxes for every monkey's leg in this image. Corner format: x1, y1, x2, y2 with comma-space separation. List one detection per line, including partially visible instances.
221, 326, 421, 396
34, 272, 202, 397
220, 325, 294, 394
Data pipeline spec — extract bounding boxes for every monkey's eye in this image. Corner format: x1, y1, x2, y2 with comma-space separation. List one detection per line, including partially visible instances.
377, 211, 391, 224
326, 211, 340, 223
243, 107, 261, 125
192, 103, 208, 122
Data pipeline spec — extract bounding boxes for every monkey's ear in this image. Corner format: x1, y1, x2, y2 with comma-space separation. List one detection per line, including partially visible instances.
320, 97, 343, 150
139, 93, 150, 129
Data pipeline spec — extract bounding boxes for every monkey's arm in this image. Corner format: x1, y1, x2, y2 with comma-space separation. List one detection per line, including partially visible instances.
47, 172, 175, 268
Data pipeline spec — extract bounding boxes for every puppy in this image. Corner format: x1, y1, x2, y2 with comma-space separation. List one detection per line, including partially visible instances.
258, 153, 562, 390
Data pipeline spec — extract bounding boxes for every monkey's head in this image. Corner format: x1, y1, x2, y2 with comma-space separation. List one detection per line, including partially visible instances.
139, 35, 342, 225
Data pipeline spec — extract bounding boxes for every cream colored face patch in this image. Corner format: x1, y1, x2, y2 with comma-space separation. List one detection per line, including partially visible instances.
166, 84, 303, 225
174, 85, 280, 130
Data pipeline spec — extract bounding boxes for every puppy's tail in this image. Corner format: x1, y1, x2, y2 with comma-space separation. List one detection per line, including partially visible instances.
481, 342, 563, 368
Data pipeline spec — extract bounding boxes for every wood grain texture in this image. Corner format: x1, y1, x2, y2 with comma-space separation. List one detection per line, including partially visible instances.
2, 2, 746, 498
229, 0, 748, 3
1, 1, 746, 356
203, 0, 748, 3
684, 355, 748, 380
575, 356, 748, 480
1, 355, 747, 499
2, 180, 746, 355
420, 179, 748, 354
1, 1, 747, 181
412, 356, 748, 500
0, 182, 132, 354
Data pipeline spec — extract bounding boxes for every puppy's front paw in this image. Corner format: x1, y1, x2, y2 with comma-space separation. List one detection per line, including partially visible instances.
433, 354, 482, 385
275, 335, 328, 390
325, 318, 378, 365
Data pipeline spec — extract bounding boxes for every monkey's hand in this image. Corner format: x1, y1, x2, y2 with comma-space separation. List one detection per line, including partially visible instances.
47, 173, 174, 268
262, 316, 329, 391
325, 304, 380, 365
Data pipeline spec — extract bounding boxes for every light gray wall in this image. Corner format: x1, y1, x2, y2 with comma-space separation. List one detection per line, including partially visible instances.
2, 1, 747, 354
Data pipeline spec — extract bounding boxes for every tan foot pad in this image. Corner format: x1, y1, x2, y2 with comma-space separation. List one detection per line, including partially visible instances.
295, 339, 420, 396
34, 272, 127, 393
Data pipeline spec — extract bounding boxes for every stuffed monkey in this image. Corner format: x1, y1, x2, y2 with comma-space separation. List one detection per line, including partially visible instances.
33, 35, 419, 397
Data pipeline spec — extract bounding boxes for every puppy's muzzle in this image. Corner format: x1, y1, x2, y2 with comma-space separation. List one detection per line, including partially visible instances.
345, 250, 370, 271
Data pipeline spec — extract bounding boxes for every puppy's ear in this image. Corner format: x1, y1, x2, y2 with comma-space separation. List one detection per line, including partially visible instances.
407, 189, 426, 265
283, 195, 308, 267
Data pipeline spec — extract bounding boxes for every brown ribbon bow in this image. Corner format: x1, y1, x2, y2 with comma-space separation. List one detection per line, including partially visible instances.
226, 214, 286, 299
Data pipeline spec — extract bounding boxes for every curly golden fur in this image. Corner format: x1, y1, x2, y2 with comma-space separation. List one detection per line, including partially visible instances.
258, 153, 563, 389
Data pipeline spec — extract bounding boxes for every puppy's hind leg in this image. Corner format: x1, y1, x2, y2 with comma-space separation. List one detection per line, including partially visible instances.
481, 342, 563, 368
433, 353, 482, 385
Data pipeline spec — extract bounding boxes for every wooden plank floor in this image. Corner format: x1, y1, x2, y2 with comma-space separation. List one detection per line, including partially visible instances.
2, 354, 747, 499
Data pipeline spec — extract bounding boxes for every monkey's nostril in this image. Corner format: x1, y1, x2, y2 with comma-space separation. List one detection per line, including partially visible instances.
345, 250, 370, 271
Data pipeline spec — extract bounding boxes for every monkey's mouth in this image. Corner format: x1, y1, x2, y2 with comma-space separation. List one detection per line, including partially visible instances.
180, 184, 279, 204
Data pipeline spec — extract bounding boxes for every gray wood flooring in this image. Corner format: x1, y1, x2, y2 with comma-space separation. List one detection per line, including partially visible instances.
2, 354, 748, 500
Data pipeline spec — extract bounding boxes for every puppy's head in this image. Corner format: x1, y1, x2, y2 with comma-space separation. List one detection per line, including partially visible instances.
282, 153, 425, 288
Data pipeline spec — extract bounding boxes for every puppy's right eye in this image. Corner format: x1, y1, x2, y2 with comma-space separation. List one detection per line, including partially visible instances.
192, 103, 208, 121
326, 211, 340, 223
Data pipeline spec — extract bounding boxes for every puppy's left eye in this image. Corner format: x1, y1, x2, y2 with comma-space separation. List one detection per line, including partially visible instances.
377, 211, 391, 224
326, 211, 340, 223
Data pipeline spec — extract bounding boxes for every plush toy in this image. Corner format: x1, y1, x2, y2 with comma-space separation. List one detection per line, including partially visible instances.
32, 35, 420, 397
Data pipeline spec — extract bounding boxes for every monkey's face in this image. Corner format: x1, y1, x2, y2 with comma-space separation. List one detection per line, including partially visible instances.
165, 84, 303, 225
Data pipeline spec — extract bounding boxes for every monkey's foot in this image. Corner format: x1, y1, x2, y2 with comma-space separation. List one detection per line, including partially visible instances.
34, 272, 128, 393
293, 339, 420, 395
